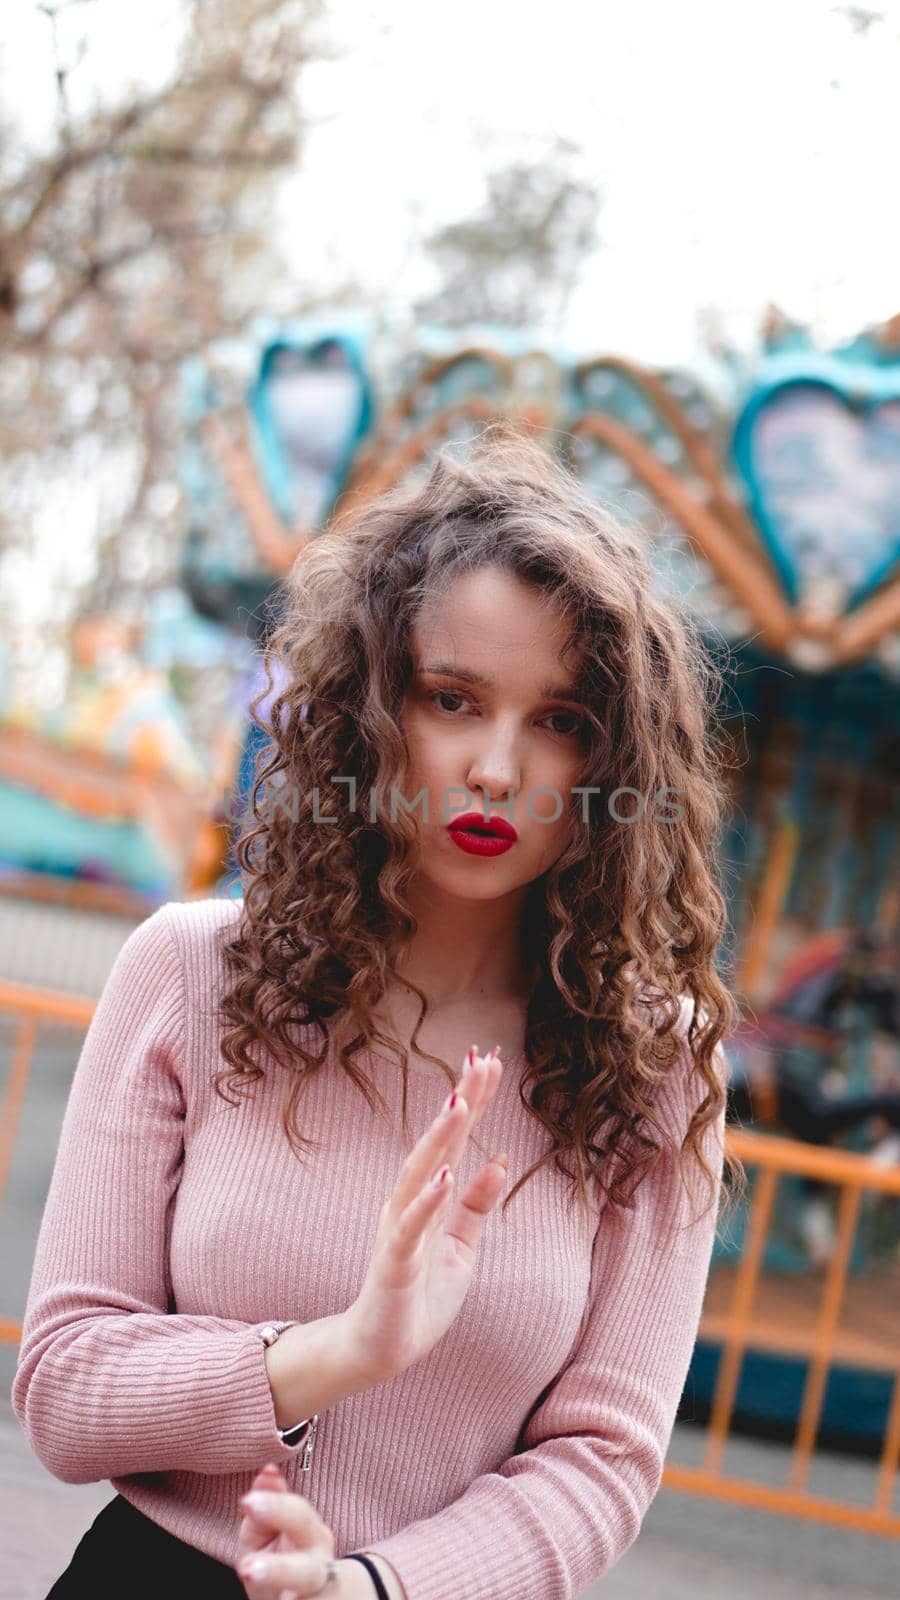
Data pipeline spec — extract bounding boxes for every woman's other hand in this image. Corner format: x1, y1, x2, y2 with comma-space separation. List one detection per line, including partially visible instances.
236, 1461, 339, 1598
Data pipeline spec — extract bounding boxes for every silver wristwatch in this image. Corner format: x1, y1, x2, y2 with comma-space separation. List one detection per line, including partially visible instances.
258, 1320, 320, 1470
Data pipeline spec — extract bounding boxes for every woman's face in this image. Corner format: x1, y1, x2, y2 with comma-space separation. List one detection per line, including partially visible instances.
398, 566, 588, 902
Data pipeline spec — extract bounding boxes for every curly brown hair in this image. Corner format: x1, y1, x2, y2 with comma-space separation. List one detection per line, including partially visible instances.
214, 421, 746, 1234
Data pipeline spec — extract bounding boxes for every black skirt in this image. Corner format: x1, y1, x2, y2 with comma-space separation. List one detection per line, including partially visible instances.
46, 1491, 247, 1597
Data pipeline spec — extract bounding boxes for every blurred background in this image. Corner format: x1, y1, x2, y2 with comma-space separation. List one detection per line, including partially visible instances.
1, 1, 898, 1595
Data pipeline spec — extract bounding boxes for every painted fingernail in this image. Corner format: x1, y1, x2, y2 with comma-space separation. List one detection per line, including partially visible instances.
442, 1091, 458, 1116
432, 1163, 450, 1187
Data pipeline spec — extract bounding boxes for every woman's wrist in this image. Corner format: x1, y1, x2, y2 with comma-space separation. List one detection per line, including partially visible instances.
263, 1310, 373, 1430
355, 1551, 407, 1599
335, 1551, 406, 1599
334, 1556, 381, 1597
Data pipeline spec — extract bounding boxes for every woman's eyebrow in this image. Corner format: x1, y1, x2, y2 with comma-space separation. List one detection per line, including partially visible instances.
417, 663, 584, 702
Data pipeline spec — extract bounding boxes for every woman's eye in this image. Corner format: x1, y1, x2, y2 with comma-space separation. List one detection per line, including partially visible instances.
429, 690, 468, 714
427, 692, 582, 736
545, 711, 584, 737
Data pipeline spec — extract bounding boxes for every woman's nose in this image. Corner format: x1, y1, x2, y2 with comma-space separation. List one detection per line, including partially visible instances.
466, 753, 520, 805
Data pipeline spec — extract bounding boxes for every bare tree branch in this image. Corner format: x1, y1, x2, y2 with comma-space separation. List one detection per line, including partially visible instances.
0, 0, 355, 690
121, 141, 296, 167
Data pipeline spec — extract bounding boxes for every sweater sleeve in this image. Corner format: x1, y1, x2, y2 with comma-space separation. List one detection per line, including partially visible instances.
10, 903, 311, 1484
362, 1030, 728, 1600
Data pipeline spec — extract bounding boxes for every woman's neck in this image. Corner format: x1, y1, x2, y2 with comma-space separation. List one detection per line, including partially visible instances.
366, 943, 536, 1073
389, 884, 531, 1008
330, 885, 537, 1072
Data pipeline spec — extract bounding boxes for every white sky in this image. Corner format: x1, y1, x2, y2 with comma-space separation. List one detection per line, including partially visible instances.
285, 0, 900, 361
5, 0, 900, 363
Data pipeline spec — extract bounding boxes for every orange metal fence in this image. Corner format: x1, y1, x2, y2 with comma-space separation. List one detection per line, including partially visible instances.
666, 1127, 900, 1536
2, 978, 899, 1535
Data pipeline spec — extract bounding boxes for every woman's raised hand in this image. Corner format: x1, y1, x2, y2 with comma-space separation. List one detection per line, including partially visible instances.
345, 1046, 508, 1384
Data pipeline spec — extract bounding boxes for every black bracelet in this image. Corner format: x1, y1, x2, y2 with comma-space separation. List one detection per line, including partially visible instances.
343, 1552, 390, 1599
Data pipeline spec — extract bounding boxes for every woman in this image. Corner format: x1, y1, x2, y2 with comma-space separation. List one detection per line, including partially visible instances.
13, 426, 743, 1600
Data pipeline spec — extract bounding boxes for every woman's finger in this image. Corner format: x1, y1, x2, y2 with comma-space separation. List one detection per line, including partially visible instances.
237, 1488, 334, 1600
238, 1490, 331, 1549
236, 1465, 300, 1598
389, 1049, 499, 1213
406, 1049, 496, 1203
390, 1159, 455, 1262
389, 1060, 507, 1264
240, 1547, 336, 1596
254, 1463, 289, 1496
446, 1155, 509, 1253
237, 1464, 289, 1555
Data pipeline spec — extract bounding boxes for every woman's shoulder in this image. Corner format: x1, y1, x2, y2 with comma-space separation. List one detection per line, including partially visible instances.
158, 893, 244, 937
636, 987, 721, 1051
633, 988, 730, 1123
151, 894, 244, 974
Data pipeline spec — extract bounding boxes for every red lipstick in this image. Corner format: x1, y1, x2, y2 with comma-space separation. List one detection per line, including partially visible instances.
447, 810, 518, 857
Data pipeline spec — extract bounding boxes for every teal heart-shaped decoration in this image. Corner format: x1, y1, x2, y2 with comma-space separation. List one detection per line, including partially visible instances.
250, 327, 375, 528
732, 350, 900, 613
180, 324, 376, 635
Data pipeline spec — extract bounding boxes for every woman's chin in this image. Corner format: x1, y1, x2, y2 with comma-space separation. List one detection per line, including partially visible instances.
411, 843, 532, 903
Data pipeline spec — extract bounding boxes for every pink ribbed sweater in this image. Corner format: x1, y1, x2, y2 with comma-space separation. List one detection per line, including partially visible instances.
12, 896, 726, 1599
